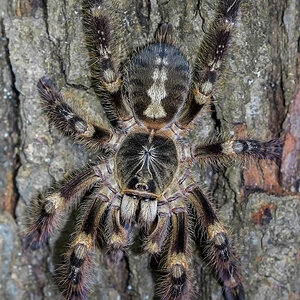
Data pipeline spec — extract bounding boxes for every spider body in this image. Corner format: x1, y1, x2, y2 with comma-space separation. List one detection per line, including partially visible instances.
116, 131, 178, 198
25, 1, 282, 299
126, 42, 191, 129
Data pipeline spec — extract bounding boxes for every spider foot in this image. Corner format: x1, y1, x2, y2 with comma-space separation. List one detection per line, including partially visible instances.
24, 195, 60, 250
223, 283, 245, 300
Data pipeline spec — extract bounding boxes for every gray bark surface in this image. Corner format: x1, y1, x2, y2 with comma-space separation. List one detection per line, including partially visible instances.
0, 0, 299, 299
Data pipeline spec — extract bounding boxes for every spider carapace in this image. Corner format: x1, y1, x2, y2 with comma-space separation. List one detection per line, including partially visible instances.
116, 131, 178, 200
25, 1, 282, 299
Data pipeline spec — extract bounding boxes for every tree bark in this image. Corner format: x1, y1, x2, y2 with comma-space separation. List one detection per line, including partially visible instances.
0, 0, 299, 299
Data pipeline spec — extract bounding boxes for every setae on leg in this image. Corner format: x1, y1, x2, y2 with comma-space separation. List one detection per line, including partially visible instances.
59, 188, 109, 300
177, 0, 241, 127
37, 76, 113, 150
25, 165, 108, 250
185, 184, 245, 300
83, 0, 131, 131
161, 194, 191, 300
194, 137, 282, 167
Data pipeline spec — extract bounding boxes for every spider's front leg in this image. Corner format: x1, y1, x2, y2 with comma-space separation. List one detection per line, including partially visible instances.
37, 76, 114, 152
183, 184, 244, 300
25, 163, 109, 250
83, 0, 131, 131
59, 185, 112, 300
177, 0, 241, 127
107, 192, 131, 250
161, 194, 192, 300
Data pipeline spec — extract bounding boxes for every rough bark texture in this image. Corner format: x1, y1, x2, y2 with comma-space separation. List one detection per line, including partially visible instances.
0, 0, 299, 299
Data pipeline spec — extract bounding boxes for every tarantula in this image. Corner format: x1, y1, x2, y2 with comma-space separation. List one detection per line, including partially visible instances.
25, 0, 282, 299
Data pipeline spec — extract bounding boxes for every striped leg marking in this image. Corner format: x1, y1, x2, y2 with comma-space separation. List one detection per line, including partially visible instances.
177, 0, 241, 127
108, 194, 129, 250
144, 199, 170, 254
194, 138, 282, 167
185, 184, 243, 297
25, 165, 107, 250
37, 76, 112, 150
84, 0, 131, 130
161, 195, 191, 299
60, 190, 110, 300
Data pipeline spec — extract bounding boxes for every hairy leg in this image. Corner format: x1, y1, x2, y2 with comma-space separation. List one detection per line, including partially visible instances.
83, 0, 131, 131
144, 198, 170, 254
107, 194, 130, 250
37, 76, 113, 151
154, 22, 174, 44
25, 163, 110, 249
184, 184, 244, 300
194, 137, 282, 167
177, 0, 241, 127
59, 188, 109, 300
161, 194, 191, 300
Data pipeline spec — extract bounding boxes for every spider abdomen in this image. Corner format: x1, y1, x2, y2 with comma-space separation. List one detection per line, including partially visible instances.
126, 43, 191, 129
115, 131, 178, 197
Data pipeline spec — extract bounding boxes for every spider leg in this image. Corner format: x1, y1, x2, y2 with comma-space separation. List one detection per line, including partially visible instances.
25, 164, 109, 250
161, 194, 191, 300
183, 184, 244, 300
37, 76, 113, 151
194, 137, 283, 167
224, 282, 245, 300
177, 0, 241, 127
83, 0, 131, 131
60, 188, 109, 300
107, 193, 159, 251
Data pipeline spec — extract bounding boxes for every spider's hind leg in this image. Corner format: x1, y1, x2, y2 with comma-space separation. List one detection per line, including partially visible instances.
177, 0, 241, 127
83, 0, 131, 131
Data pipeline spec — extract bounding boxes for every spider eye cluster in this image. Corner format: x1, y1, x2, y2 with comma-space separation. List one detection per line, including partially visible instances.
135, 182, 150, 191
